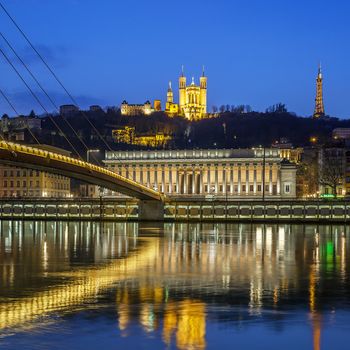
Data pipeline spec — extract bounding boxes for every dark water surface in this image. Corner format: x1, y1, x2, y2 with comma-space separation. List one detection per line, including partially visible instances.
0, 221, 349, 349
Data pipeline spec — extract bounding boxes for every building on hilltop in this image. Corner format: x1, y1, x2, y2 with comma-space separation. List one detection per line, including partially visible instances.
120, 100, 153, 116
313, 64, 325, 119
165, 81, 179, 116
112, 126, 172, 148
178, 66, 207, 120
60, 104, 79, 116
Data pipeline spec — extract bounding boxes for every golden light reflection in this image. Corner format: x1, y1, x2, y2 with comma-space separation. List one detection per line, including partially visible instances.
0, 237, 159, 331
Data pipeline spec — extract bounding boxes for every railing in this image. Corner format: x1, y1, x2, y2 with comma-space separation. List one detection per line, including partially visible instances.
0, 141, 163, 199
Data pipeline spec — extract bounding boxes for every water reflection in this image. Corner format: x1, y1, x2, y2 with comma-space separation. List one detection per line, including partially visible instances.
0, 221, 349, 349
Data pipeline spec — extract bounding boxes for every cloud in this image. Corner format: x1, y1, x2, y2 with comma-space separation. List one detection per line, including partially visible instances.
0, 89, 106, 116
19, 44, 69, 68
0, 38, 69, 69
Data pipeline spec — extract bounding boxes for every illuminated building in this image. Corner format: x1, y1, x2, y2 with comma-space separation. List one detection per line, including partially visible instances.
178, 66, 207, 120
0, 165, 71, 198
0, 144, 71, 198
112, 126, 136, 144
313, 64, 325, 119
104, 148, 297, 198
153, 100, 162, 112
112, 126, 172, 148
120, 100, 153, 116
165, 81, 179, 116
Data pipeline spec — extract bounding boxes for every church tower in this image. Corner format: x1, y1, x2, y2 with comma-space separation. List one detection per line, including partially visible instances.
167, 81, 174, 103
199, 66, 207, 115
179, 65, 186, 114
313, 63, 325, 119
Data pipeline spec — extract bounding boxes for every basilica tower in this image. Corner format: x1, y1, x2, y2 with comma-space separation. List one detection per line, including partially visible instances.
199, 66, 207, 114
313, 64, 325, 119
179, 66, 187, 114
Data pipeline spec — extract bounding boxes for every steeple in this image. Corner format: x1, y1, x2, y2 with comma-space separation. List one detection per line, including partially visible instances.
202, 65, 205, 77
313, 63, 325, 119
181, 65, 184, 77
167, 81, 174, 103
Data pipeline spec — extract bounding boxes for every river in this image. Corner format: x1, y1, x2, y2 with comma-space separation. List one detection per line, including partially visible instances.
0, 221, 349, 349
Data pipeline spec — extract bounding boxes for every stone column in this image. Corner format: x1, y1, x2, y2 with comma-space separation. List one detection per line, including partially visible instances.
147, 166, 150, 188
161, 165, 165, 193
238, 165, 241, 194
215, 166, 218, 194
223, 166, 226, 195
183, 168, 187, 194
176, 167, 179, 194
207, 165, 211, 194
192, 168, 195, 194
200, 168, 203, 195
230, 166, 234, 194
254, 167, 257, 195
169, 165, 173, 194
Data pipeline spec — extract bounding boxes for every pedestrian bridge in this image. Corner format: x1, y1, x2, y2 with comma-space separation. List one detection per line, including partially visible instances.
0, 141, 164, 201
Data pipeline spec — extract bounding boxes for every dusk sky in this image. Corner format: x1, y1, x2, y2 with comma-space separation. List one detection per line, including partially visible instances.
1, 0, 349, 118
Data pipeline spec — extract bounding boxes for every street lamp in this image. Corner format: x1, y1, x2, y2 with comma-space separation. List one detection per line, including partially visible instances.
87, 149, 100, 163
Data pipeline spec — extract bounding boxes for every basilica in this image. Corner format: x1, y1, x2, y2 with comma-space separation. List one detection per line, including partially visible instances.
165, 67, 207, 120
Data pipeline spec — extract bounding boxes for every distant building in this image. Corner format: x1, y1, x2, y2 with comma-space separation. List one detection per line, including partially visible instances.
133, 133, 172, 148
112, 126, 135, 144
0, 144, 71, 198
112, 126, 172, 148
153, 100, 162, 112
104, 148, 297, 198
272, 139, 303, 164
0, 167, 71, 198
0, 114, 41, 133
333, 128, 350, 140
178, 67, 207, 120
79, 184, 100, 198
120, 100, 153, 116
60, 104, 79, 116
318, 143, 350, 197
313, 64, 325, 119
165, 82, 179, 116
89, 105, 103, 112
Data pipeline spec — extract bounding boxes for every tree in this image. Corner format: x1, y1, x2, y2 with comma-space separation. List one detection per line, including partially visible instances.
319, 148, 344, 197
266, 103, 287, 114
219, 105, 225, 113
212, 105, 218, 113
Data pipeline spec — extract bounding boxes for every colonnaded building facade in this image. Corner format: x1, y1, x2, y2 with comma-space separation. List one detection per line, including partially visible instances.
104, 149, 297, 199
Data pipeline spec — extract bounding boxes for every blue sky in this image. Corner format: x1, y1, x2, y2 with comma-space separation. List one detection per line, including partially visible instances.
1, 0, 349, 118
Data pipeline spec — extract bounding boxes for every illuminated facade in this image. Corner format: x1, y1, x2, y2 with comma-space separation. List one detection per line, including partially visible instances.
313, 64, 325, 118
104, 148, 297, 198
165, 81, 179, 116
112, 126, 172, 148
0, 165, 71, 198
178, 67, 207, 120
120, 100, 152, 116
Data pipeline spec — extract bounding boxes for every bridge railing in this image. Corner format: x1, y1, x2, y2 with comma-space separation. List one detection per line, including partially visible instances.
0, 141, 163, 199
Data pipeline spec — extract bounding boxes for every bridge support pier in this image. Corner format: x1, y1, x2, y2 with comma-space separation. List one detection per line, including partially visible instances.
138, 200, 164, 221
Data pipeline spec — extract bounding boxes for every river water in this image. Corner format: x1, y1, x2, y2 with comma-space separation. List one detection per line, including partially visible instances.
0, 221, 349, 349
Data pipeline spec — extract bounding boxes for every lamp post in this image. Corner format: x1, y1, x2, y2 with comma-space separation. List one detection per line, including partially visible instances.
87, 149, 100, 163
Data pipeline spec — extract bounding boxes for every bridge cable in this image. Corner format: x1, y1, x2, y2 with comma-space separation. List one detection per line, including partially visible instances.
0, 87, 41, 144
0, 47, 84, 160
0, 1, 115, 154
0, 32, 101, 165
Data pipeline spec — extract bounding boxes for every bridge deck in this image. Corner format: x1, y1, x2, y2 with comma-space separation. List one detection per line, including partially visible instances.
0, 141, 163, 201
